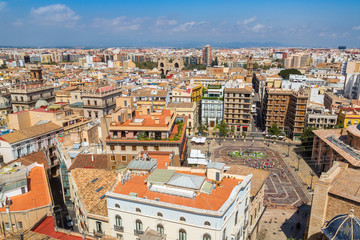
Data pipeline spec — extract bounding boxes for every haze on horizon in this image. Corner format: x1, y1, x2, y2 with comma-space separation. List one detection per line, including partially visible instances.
0, 0, 360, 48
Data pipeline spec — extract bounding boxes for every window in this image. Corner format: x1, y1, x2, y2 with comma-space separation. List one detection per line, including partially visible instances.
157, 212, 163, 217
96, 221, 102, 233
235, 211, 238, 225
136, 220, 143, 231
121, 156, 126, 162
180, 216, 186, 222
95, 112, 98, 118
115, 204, 120, 208
179, 229, 186, 240
87, 100, 90, 105
124, 100, 127, 106
94, 100, 97, 106
136, 208, 141, 213
222, 228, 226, 240
157, 224, 164, 235
143, 146, 148, 151
5, 222, 9, 230
154, 146, 159, 151
121, 145, 126, 150
110, 145, 115, 150
18, 221, 23, 229
115, 215, 122, 226
116, 234, 123, 239
203, 234, 211, 240
111, 155, 115, 161
132, 146, 136, 151
204, 221, 211, 226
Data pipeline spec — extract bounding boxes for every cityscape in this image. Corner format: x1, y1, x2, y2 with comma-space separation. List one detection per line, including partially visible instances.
0, 1, 360, 240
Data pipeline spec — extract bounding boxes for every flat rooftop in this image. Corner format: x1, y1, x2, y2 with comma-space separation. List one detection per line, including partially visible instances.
113, 171, 240, 211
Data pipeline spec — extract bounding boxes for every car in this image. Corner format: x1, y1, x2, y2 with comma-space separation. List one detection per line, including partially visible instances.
65, 215, 74, 229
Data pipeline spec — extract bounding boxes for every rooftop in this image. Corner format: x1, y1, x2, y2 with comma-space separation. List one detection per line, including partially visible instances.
0, 166, 51, 212
71, 168, 117, 216
328, 167, 360, 203
113, 171, 240, 211
0, 122, 62, 144
68, 154, 110, 171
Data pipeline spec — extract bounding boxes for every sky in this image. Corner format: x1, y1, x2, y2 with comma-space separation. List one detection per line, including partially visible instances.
0, 0, 360, 48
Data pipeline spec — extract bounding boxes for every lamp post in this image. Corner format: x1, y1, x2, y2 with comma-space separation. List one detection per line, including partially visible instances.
207, 140, 211, 158
296, 155, 300, 171
286, 142, 290, 157
309, 172, 315, 190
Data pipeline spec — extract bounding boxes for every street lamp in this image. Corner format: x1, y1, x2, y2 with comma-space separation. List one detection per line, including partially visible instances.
207, 140, 211, 158
286, 142, 290, 157
296, 155, 300, 171
308, 172, 315, 190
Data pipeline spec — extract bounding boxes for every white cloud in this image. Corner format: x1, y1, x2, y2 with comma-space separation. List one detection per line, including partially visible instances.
251, 23, 265, 32
237, 16, 257, 25
30, 4, 80, 28
93, 16, 144, 32
156, 17, 177, 26
353, 26, 360, 31
172, 21, 205, 32
0, 1, 7, 11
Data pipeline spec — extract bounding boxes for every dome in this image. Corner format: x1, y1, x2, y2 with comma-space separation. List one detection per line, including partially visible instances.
35, 98, 49, 109
0, 97, 10, 108
321, 209, 360, 240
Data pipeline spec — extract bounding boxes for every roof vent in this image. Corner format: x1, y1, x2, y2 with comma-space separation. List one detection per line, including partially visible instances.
143, 196, 147, 199
155, 198, 160, 201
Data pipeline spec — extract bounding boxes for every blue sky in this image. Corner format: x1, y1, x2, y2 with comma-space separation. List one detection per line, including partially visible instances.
1, 0, 360, 47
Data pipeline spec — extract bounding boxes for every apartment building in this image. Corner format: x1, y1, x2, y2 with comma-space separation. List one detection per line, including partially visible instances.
0, 163, 52, 234
224, 86, 252, 133
82, 85, 122, 120
167, 102, 198, 136
338, 107, 360, 127
9, 83, 56, 112
344, 73, 360, 100
133, 89, 169, 110
323, 92, 351, 112
0, 122, 63, 176
104, 100, 187, 164
106, 163, 252, 240
8, 103, 91, 135
284, 54, 310, 69
202, 45, 212, 66
305, 112, 338, 129
311, 125, 360, 173
201, 85, 224, 127
261, 88, 308, 140
171, 87, 192, 103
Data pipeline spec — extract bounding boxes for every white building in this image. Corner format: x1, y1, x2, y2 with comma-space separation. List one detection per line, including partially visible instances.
106, 163, 252, 240
201, 85, 225, 127
344, 73, 360, 100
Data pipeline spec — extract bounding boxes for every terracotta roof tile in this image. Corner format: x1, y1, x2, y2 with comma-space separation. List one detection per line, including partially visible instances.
68, 154, 109, 171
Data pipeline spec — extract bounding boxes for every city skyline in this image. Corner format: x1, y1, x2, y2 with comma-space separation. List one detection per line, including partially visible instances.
1, 0, 360, 48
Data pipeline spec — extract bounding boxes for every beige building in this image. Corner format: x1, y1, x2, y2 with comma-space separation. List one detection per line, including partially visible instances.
167, 102, 198, 136
8, 103, 91, 135
224, 86, 253, 134
307, 161, 360, 239
9, 83, 56, 112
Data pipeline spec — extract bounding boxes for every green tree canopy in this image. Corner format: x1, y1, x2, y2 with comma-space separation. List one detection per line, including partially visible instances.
135, 61, 157, 69
278, 68, 302, 79
268, 123, 281, 136
300, 127, 318, 151
214, 120, 230, 137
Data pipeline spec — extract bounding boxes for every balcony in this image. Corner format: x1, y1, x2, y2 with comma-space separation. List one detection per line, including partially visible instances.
114, 225, 124, 232
93, 230, 104, 238
134, 229, 144, 236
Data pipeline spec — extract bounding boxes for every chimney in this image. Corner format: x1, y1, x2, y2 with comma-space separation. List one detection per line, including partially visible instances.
91, 155, 94, 162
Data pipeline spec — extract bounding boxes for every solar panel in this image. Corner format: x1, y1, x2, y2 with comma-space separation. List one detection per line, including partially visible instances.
96, 187, 103, 192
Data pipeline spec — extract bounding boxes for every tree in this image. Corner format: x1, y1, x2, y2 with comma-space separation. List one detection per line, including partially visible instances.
278, 69, 302, 79
214, 120, 230, 137
268, 123, 281, 136
0, 64, 7, 69
300, 127, 318, 151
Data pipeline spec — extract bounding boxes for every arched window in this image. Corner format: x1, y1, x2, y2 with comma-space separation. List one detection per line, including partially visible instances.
203, 233, 211, 240
180, 216, 186, 222
115, 215, 122, 226
157, 212, 163, 217
157, 224, 164, 235
179, 229, 186, 240
204, 221, 211, 226
135, 220, 143, 231
235, 211, 238, 225
136, 208, 141, 213
115, 204, 120, 208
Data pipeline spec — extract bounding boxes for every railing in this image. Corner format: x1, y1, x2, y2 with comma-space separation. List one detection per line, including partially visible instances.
93, 230, 104, 238
114, 225, 124, 232
134, 229, 144, 235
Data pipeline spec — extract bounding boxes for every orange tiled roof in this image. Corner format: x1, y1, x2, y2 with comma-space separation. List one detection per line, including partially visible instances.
0, 166, 51, 212
113, 173, 240, 211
